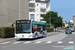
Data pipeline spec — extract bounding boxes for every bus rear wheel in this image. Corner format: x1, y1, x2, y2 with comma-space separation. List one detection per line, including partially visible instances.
43, 33, 45, 38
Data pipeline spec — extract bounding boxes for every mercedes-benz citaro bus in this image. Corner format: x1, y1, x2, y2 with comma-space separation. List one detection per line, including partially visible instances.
15, 20, 47, 39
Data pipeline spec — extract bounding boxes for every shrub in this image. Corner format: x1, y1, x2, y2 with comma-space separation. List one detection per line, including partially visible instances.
61, 28, 69, 30
0, 27, 14, 38
47, 28, 54, 32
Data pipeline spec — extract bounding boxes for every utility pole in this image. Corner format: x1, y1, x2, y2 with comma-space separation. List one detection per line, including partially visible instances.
50, 12, 51, 28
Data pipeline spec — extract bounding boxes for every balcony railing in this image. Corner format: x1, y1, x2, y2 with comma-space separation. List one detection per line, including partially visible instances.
40, 12, 46, 14
29, 7, 35, 9
29, 1, 35, 3
29, 11, 35, 12
29, 9, 35, 12
29, 5, 35, 9
40, 6, 46, 9
40, 17, 43, 19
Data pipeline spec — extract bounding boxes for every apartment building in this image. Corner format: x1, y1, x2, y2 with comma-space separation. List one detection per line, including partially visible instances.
29, 0, 50, 21
63, 21, 69, 27
0, 0, 29, 27
73, 15, 75, 25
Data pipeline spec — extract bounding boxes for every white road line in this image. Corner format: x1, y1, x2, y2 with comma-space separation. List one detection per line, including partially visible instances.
35, 41, 42, 44
57, 41, 63, 44
1, 42, 10, 44
69, 41, 74, 44
24, 41, 31, 44
46, 41, 52, 44
12, 41, 21, 44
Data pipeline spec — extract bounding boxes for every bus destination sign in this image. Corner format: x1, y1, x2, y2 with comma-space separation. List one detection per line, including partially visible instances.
16, 20, 30, 23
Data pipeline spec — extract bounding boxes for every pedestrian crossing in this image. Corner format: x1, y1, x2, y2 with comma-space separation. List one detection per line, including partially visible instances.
57, 41, 63, 44
12, 41, 21, 44
46, 41, 52, 44
0, 41, 75, 45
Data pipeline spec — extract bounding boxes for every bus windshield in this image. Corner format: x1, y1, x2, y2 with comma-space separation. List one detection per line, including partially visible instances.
16, 23, 31, 33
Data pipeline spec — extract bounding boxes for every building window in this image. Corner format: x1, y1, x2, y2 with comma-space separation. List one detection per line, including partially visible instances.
37, 9, 38, 12
30, 14, 34, 20
37, 4, 38, 6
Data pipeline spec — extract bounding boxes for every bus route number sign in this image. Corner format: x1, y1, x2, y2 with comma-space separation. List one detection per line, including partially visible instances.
16, 21, 30, 23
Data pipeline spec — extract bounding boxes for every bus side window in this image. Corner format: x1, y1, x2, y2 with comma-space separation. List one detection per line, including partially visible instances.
43, 25, 47, 31
32, 24, 37, 33
37, 25, 41, 32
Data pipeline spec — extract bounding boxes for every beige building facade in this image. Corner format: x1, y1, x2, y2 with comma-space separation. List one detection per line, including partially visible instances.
73, 15, 75, 25
0, 0, 29, 27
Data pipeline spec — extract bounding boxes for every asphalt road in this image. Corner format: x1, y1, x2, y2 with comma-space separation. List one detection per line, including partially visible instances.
0, 30, 75, 50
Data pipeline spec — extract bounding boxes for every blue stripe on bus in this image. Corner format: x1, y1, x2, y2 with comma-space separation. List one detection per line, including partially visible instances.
33, 32, 47, 38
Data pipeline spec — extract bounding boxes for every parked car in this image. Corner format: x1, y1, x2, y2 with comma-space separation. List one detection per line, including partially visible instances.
69, 25, 75, 32
65, 29, 72, 34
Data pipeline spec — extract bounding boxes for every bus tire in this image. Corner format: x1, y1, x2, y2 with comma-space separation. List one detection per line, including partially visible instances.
43, 33, 45, 38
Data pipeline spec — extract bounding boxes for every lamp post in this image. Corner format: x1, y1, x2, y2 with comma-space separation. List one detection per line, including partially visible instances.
19, 0, 20, 20
50, 0, 51, 28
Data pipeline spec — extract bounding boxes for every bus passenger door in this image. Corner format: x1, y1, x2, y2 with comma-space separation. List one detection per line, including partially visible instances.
37, 25, 43, 36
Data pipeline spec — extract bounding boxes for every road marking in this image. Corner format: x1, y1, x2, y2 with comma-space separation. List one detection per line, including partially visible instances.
46, 41, 52, 44
1, 42, 10, 44
57, 41, 63, 44
12, 41, 21, 44
24, 41, 31, 44
35, 41, 42, 44
59, 34, 68, 41
69, 41, 74, 44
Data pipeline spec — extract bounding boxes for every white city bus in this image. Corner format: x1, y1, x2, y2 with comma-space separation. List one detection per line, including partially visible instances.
15, 20, 47, 39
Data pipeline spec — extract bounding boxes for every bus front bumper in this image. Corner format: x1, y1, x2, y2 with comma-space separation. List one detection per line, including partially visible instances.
15, 34, 33, 39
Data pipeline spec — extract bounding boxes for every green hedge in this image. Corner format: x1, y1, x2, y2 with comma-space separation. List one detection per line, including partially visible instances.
0, 27, 14, 38
47, 28, 54, 32
61, 28, 69, 30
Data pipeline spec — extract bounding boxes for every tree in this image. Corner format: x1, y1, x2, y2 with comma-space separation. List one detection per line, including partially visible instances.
62, 23, 65, 26
43, 11, 63, 28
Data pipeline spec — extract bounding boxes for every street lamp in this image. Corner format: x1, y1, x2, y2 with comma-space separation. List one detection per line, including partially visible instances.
19, 0, 20, 20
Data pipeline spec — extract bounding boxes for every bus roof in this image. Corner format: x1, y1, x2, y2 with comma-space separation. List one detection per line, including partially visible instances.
32, 21, 46, 25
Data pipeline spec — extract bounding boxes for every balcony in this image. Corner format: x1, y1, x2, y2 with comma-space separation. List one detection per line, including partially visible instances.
36, 0, 50, 3
29, 1, 35, 4
40, 17, 43, 19
41, 12, 46, 14
29, 9, 35, 12
40, 6, 46, 9
29, 7, 35, 9
40, 9, 46, 14
29, 4, 35, 9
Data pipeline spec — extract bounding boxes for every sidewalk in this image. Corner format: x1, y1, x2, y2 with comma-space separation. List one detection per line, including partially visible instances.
0, 37, 19, 42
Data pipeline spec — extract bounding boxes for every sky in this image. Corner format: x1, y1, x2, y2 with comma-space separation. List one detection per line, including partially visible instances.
51, 0, 75, 22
